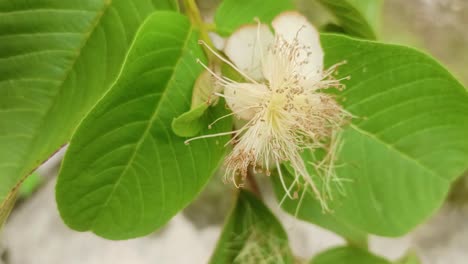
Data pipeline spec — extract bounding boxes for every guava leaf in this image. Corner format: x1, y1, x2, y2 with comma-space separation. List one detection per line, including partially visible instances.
273, 34, 468, 237
210, 190, 295, 264
311, 246, 390, 264
318, 0, 383, 39
0, 0, 175, 226
272, 162, 368, 246
56, 11, 231, 239
215, 0, 294, 36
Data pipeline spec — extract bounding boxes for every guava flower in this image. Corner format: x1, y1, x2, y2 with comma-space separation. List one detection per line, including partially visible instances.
190, 12, 351, 207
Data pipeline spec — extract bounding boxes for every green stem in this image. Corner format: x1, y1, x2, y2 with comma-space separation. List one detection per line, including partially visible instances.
183, 0, 217, 62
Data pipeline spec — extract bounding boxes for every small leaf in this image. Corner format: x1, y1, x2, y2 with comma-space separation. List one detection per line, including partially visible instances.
56, 11, 232, 239
318, 0, 383, 39
311, 246, 391, 264
215, 0, 294, 36
172, 103, 209, 137
210, 190, 295, 264
172, 70, 218, 137
273, 34, 468, 237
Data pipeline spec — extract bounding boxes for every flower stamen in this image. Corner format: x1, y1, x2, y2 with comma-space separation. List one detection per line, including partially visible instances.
189, 12, 352, 209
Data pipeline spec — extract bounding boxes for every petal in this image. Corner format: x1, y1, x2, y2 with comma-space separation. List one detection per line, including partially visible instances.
224, 24, 274, 81
209, 32, 225, 51
272, 11, 324, 86
224, 82, 269, 120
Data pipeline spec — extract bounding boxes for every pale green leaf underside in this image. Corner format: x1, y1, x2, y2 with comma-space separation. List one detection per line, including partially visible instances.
311, 246, 390, 264
56, 11, 231, 239
274, 34, 468, 237
172, 69, 216, 137
172, 103, 209, 137
210, 191, 294, 264
214, 0, 294, 36
0, 0, 174, 221
318, 0, 382, 39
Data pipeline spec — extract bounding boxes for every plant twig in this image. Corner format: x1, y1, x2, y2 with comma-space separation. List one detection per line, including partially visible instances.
183, 0, 217, 62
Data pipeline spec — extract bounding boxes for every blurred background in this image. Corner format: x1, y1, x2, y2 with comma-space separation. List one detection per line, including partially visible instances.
1, 0, 467, 263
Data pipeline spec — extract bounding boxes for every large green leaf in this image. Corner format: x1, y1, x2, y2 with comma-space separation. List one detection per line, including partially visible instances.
272, 162, 368, 246
56, 11, 231, 239
274, 34, 468, 237
0, 0, 175, 223
214, 0, 294, 36
210, 190, 294, 264
318, 0, 382, 39
311, 246, 390, 264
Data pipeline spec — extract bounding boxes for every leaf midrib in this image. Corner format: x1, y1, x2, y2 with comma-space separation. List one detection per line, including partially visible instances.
90, 24, 195, 229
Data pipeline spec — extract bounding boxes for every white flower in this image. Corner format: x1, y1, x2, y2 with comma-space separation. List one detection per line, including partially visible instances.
190, 12, 351, 207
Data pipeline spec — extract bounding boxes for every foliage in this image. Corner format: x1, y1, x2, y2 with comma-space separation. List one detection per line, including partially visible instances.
0, 0, 177, 227
0, 0, 466, 262
56, 11, 231, 239
317, 0, 383, 39
210, 191, 294, 264
273, 34, 468, 238
311, 246, 391, 264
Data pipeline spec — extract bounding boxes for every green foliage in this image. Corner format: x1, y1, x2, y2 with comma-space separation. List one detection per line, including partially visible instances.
1, 0, 467, 257
152, 0, 179, 10
56, 11, 231, 240
172, 103, 210, 137
273, 34, 468, 237
318, 0, 383, 39
210, 190, 294, 264
311, 246, 390, 264
215, 0, 294, 35
0, 188, 16, 230
272, 162, 368, 246
0, 0, 175, 225
19, 172, 42, 198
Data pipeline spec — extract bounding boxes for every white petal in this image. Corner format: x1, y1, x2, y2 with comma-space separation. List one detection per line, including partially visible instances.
272, 11, 324, 86
209, 32, 225, 51
224, 83, 269, 120
224, 24, 274, 81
